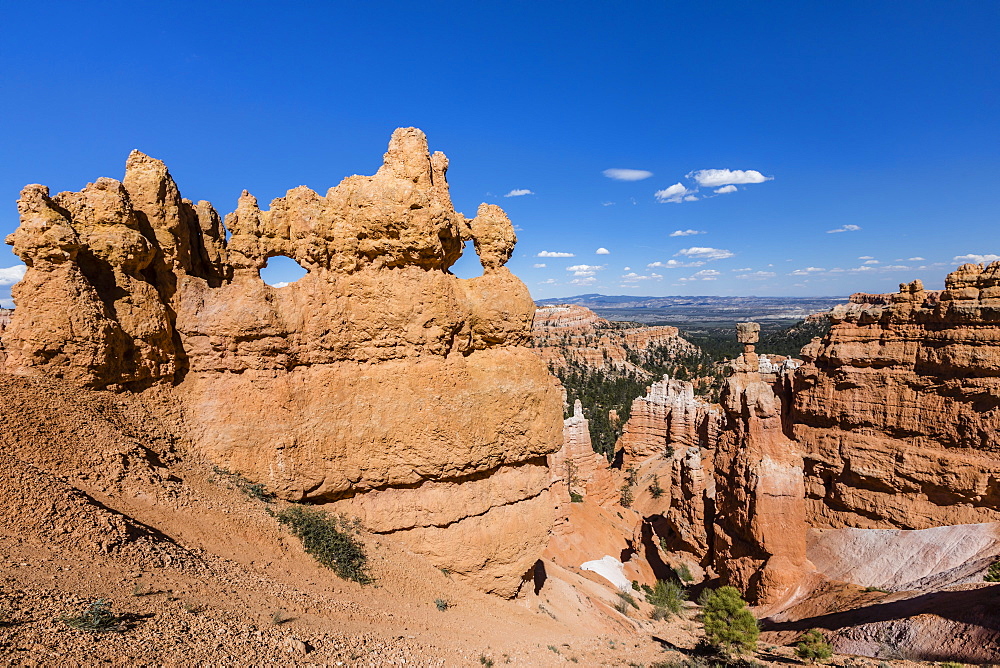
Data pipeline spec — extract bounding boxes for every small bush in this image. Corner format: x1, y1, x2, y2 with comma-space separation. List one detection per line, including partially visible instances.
620, 483, 634, 508
272, 609, 293, 625
435, 598, 450, 611
795, 629, 833, 664
631, 580, 640, 591
479, 655, 494, 667
646, 579, 687, 618
700, 586, 759, 656
649, 475, 664, 499
617, 589, 640, 610
58, 599, 121, 632
984, 560, 1000, 582
674, 562, 694, 583
212, 466, 274, 502
569, 491, 584, 503
272, 506, 370, 584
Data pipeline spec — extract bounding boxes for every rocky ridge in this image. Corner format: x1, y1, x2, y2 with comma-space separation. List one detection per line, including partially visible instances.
1, 128, 562, 596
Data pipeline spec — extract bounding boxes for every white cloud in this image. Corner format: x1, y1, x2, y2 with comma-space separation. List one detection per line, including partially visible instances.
537, 251, 575, 258
789, 267, 826, 276
647, 260, 705, 269
504, 189, 534, 197
0, 264, 26, 286
691, 269, 722, 280
863, 259, 880, 265
675, 247, 734, 261
566, 264, 605, 277
953, 253, 1000, 264
270, 281, 290, 288
714, 185, 738, 194
532, 263, 547, 268
826, 224, 862, 234
737, 271, 777, 279
908, 257, 925, 261
595, 247, 610, 255
570, 277, 597, 286
683, 195, 698, 202
603, 168, 653, 181
623, 266, 631, 271
881, 265, 912, 271
538, 278, 558, 285
688, 169, 771, 187
621, 272, 663, 282
602, 201, 615, 206
654, 183, 697, 203
858, 256, 874, 260
669, 229, 705, 237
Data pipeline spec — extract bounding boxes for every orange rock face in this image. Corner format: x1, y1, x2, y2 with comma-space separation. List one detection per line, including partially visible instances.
2, 128, 563, 596
794, 269, 1000, 530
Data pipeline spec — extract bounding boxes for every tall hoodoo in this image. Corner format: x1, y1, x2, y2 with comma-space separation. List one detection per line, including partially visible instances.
2, 128, 563, 596
712, 322, 813, 605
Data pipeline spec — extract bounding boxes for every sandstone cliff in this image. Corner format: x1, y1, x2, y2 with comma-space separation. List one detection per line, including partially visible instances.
3, 128, 563, 596
794, 270, 1000, 530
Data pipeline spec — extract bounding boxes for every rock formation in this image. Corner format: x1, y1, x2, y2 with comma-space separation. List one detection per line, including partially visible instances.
711, 322, 813, 605
549, 400, 622, 507
2, 128, 563, 596
532, 304, 696, 375
794, 269, 1000, 530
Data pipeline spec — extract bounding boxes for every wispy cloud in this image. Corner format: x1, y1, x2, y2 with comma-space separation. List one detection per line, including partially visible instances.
595, 247, 610, 255
603, 168, 653, 181
570, 276, 597, 286
675, 247, 734, 261
532, 263, 547, 268
669, 229, 705, 237
954, 253, 1000, 264
504, 189, 534, 197
0, 264, 26, 286
538, 278, 558, 285
863, 259, 879, 265
826, 224, 862, 234
654, 183, 697, 203
789, 267, 826, 276
537, 251, 575, 258
858, 256, 874, 260
647, 260, 705, 269
736, 271, 776, 279
688, 169, 772, 187
621, 272, 663, 282
679, 269, 722, 282
714, 185, 738, 194
601, 201, 615, 206
908, 256, 925, 261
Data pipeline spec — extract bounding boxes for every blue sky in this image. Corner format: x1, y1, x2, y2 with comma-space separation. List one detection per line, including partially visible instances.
1, 1, 997, 304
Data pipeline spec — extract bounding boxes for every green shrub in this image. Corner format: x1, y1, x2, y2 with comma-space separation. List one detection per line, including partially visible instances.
700, 586, 759, 656
617, 589, 640, 610
212, 466, 274, 502
272, 506, 370, 584
649, 475, 664, 499
674, 562, 694, 583
795, 629, 833, 664
646, 579, 687, 618
479, 656, 494, 667
58, 599, 121, 632
435, 599, 450, 611
984, 560, 1000, 582
619, 483, 634, 508
569, 491, 584, 503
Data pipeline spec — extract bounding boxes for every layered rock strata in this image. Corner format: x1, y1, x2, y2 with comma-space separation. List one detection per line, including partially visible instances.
2, 128, 562, 596
532, 304, 696, 375
794, 270, 1000, 530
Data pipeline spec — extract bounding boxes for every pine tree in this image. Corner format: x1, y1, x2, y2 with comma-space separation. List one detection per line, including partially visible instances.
701, 586, 759, 656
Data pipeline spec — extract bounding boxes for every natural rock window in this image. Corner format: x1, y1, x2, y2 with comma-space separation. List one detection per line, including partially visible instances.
259, 254, 307, 287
